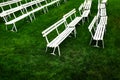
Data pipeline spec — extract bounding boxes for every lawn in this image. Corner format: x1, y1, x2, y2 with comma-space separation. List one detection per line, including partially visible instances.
0, 0, 120, 80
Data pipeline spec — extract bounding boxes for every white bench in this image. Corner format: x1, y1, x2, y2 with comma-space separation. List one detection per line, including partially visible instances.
0, 0, 60, 32
93, 24, 105, 48
0, 0, 47, 32
63, 9, 82, 35
0, 0, 22, 11
88, 15, 107, 48
81, 0, 92, 23
42, 18, 76, 56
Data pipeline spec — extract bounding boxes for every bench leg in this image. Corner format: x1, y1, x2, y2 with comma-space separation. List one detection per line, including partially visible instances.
58, 1, 60, 6
32, 13, 36, 20
94, 40, 99, 47
45, 47, 48, 52
74, 27, 77, 38
43, 8, 47, 14
45, 7, 49, 12
87, 17, 89, 23
11, 23, 17, 32
56, 1, 60, 6
102, 40, 104, 48
57, 46, 61, 56
89, 37, 92, 45
51, 47, 56, 56
82, 18, 85, 25
6, 25, 8, 31
29, 15, 33, 22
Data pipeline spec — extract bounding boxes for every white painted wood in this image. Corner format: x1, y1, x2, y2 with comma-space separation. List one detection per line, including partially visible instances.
0, 0, 21, 7
63, 9, 83, 29
88, 15, 106, 48
102, 0, 107, 4
42, 18, 75, 56
98, 3, 106, 9
0, 0, 21, 11
100, 8, 107, 17
99, 16, 108, 26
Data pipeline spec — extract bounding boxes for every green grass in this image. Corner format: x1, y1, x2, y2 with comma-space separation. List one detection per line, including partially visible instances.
0, 0, 120, 80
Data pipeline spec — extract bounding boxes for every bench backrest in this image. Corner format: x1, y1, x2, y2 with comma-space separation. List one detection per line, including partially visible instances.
0, 6, 23, 17
88, 16, 97, 38
42, 18, 65, 37
78, 4, 83, 15
63, 9, 76, 19
83, 0, 92, 10
63, 9, 76, 26
0, 0, 21, 7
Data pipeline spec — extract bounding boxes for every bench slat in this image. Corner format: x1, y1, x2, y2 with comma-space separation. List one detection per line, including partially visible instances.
82, 9, 90, 18
47, 27, 74, 47
67, 17, 83, 27
0, 0, 21, 7
42, 18, 65, 37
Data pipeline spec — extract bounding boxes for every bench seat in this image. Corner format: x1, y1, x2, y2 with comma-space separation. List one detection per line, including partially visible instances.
47, 27, 74, 47
99, 16, 107, 25
82, 10, 90, 18
5, 12, 30, 25
93, 24, 105, 40
67, 17, 83, 27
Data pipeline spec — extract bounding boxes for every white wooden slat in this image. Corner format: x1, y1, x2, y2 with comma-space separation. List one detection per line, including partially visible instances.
67, 17, 83, 27
102, 0, 107, 4
99, 16, 108, 25
84, 2, 91, 10
98, 3, 106, 9
88, 16, 97, 31
0, 6, 23, 17
0, 0, 21, 7
100, 8, 107, 17
29, 6, 44, 14
101, 26, 105, 40
63, 9, 76, 19
42, 18, 65, 37
82, 9, 90, 18
93, 24, 105, 40
5, 12, 31, 25
52, 28, 74, 47
44, 0, 59, 7
78, 4, 83, 12
47, 27, 74, 47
